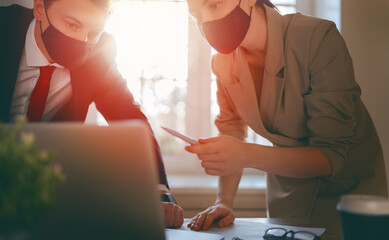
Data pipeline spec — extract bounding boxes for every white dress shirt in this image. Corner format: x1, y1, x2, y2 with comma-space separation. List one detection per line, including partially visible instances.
8, 19, 72, 122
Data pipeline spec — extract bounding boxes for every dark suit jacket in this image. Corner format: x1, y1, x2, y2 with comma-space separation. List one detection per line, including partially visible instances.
0, 4, 169, 187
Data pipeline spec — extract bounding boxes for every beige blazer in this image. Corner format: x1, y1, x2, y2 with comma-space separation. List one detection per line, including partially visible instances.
212, 5, 388, 222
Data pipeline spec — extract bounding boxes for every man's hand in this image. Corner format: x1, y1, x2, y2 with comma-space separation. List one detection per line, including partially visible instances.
187, 202, 235, 231
162, 202, 184, 228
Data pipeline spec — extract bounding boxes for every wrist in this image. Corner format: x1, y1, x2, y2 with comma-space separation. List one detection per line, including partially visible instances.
158, 184, 169, 194
242, 142, 253, 168
244, 143, 265, 169
215, 198, 233, 209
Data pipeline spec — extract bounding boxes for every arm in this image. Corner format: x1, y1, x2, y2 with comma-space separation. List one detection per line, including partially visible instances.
187, 169, 242, 231
87, 34, 184, 227
188, 55, 247, 231
85, 33, 169, 187
245, 145, 331, 178
213, 55, 246, 206
304, 21, 361, 178
159, 185, 184, 228
189, 136, 331, 178
216, 170, 243, 207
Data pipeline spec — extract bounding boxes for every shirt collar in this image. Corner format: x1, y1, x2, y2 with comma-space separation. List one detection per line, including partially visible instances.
25, 19, 65, 69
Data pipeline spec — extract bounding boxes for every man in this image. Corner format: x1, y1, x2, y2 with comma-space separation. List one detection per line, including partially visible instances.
0, 0, 184, 228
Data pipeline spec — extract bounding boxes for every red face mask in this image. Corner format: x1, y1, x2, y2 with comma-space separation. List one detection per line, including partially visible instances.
40, 1, 95, 70
201, 0, 252, 55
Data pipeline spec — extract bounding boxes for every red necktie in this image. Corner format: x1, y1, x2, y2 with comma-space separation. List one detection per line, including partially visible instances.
27, 65, 56, 122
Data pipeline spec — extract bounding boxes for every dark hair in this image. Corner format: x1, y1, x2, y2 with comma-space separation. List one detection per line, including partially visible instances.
44, 0, 116, 10
256, 0, 277, 9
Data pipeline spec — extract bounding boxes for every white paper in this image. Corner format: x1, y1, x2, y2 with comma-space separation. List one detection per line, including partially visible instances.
175, 219, 326, 240
166, 229, 224, 240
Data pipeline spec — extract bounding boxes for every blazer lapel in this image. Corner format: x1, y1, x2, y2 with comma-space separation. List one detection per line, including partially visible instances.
259, 5, 287, 133
224, 48, 286, 144
223, 6, 302, 147
260, 68, 285, 133
259, 6, 304, 146
224, 49, 263, 133
0, 6, 33, 122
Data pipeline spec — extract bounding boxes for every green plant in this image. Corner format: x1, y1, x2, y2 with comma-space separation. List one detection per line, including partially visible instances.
0, 116, 65, 235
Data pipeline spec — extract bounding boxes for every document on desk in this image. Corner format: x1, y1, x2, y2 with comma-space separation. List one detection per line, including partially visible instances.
165, 228, 224, 240
175, 219, 326, 240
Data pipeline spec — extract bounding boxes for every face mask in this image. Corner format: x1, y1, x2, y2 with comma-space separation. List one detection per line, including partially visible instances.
40, 1, 94, 70
201, 0, 252, 54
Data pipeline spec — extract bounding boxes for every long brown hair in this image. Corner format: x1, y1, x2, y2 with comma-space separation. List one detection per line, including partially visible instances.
256, 0, 277, 9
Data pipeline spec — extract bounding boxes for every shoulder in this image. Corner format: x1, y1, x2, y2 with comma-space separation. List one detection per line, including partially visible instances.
98, 32, 116, 46
94, 32, 116, 53
289, 14, 347, 65
0, 4, 34, 32
283, 13, 342, 65
0, 4, 33, 20
211, 52, 234, 80
284, 13, 339, 49
0, 4, 33, 53
285, 13, 336, 37
74, 32, 118, 79
87, 32, 117, 63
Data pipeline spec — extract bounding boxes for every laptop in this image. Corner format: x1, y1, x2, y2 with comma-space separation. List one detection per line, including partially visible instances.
8, 121, 225, 240
14, 121, 165, 240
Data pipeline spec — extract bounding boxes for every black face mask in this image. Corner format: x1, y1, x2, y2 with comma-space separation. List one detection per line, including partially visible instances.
201, 0, 252, 55
40, 1, 94, 70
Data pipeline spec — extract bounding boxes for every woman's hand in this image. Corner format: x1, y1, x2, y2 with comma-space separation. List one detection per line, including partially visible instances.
185, 135, 248, 176
187, 202, 235, 231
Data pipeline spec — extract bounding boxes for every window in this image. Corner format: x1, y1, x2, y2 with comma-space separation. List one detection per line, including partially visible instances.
273, 0, 297, 14
86, 0, 300, 175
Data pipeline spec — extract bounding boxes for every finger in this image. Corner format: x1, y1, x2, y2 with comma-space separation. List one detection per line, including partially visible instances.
165, 203, 174, 227
179, 208, 184, 227
174, 206, 184, 227
190, 208, 212, 230
205, 168, 223, 176
188, 214, 200, 229
188, 214, 200, 227
187, 218, 193, 228
198, 136, 222, 144
198, 153, 220, 162
173, 205, 182, 227
202, 209, 219, 231
171, 205, 179, 228
218, 211, 235, 228
193, 212, 208, 231
201, 161, 220, 169
185, 143, 219, 155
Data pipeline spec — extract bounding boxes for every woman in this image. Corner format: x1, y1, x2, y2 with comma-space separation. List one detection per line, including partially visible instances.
185, 0, 388, 235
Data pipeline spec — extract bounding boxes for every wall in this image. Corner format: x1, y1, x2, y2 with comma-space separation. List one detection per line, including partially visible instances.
1, 0, 32, 8
297, 0, 341, 29
342, 0, 389, 195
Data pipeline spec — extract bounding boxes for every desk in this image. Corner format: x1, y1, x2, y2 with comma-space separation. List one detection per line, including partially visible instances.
178, 218, 342, 240
253, 218, 340, 240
